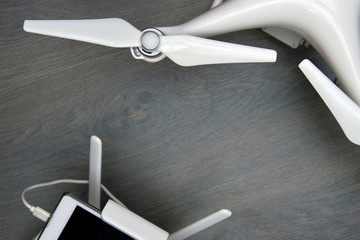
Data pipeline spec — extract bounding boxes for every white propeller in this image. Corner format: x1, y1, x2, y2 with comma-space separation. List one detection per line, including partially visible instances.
23, 18, 276, 66
159, 35, 276, 66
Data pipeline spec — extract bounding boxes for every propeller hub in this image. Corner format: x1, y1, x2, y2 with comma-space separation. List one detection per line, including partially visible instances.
131, 28, 165, 63
141, 31, 160, 51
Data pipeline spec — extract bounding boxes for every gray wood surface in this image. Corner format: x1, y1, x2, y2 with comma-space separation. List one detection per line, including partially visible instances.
1, 1, 360, 239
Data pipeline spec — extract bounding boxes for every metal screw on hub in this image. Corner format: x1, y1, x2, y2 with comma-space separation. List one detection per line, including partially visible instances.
130, 28, 165, 63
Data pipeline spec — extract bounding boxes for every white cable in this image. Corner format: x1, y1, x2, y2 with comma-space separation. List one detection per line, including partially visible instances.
21, 179, 127, 222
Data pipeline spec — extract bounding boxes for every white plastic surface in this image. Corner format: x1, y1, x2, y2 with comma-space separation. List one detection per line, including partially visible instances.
168, 209, 232, 240
141, 31, 160, 51
262, 27, 304, 49
211, 0, 224, 8
88, 136, 102, 209
23, 18, 142, 48
159, 35, 276, 66
102, 200, 169, 240
159, 0, 360, 106
299, 60, 360, 145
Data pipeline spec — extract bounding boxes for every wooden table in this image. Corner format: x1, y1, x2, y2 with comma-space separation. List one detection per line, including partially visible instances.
1, 1, 360, 239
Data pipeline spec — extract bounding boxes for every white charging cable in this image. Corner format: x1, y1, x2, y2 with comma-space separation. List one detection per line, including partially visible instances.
21, 179, 127, 222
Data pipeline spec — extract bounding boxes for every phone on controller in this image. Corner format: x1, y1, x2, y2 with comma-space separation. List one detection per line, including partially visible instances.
38, 193, 135, 239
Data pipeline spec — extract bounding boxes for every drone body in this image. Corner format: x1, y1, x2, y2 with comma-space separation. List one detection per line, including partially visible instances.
23, 0, 360, 144
160, 0, 360, 144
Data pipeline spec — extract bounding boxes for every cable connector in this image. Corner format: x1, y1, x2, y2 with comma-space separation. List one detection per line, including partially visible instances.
22, 178, 127, 223
30, 206, 51, 222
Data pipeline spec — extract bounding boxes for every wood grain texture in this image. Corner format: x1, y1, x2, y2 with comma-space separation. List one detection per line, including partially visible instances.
1, 0, 360, 239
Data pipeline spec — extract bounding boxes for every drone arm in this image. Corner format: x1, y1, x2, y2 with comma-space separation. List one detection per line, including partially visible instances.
159, 0, 360, 106
299, 59, 360, 145
158, 0, 286, 37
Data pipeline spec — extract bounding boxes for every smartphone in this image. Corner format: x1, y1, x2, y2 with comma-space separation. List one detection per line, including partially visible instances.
38, 193, 135, 240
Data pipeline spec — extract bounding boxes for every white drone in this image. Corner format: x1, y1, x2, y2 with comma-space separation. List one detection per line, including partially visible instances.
23, 0, 360, 238
24, 0, 360, 145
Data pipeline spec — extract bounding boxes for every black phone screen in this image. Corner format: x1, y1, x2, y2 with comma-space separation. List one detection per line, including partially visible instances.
58, 206, 135, 240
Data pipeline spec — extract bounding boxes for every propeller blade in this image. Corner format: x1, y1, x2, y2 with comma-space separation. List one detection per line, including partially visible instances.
23, 18, 142, 48
158, 35, 276, 66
